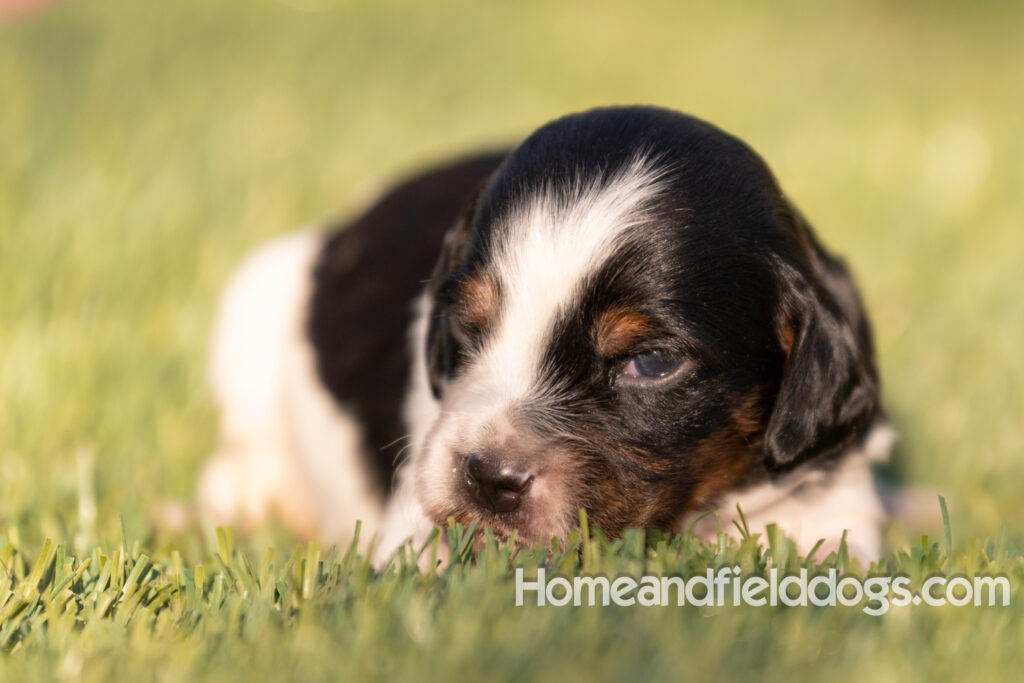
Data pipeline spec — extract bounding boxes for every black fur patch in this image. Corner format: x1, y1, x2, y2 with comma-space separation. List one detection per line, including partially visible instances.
307, 152, 507, 495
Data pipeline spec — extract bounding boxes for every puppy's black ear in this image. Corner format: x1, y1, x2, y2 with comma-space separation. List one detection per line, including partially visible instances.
425, 200, 478, 399
765, 214, 880, 469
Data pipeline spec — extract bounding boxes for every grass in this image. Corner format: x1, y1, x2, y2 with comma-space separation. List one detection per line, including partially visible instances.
1, 519, 1023, 681
1, 0, 1023, 680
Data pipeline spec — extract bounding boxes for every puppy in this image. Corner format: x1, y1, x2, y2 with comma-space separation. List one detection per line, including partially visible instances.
199, 106, 893, 562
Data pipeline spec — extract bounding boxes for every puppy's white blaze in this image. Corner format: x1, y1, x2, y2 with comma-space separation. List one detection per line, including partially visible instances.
468, 154, 670, 404
409, 156, 671, 529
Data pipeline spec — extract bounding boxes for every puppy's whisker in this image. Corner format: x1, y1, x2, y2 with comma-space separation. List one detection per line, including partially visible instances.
391, 441, 416, 467
380, 434, 413, 451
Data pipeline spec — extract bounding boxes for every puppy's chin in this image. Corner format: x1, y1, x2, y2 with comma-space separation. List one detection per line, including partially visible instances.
420, 480, 575, 548
421, 505, 562, 550
415, 450, 574, 548
425, 504, 531, 546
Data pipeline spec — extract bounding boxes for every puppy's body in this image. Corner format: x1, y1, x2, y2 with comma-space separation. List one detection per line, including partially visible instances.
200, 154, 504, 543
200, 107, 891, 561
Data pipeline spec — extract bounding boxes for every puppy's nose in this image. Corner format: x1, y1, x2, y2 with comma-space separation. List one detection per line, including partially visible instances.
464, 454, 533, 514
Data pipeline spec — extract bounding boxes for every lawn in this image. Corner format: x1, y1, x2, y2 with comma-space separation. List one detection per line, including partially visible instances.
1, 0, 1023, 680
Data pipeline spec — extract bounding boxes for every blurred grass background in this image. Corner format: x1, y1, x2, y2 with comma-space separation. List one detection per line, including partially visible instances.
0, 0, 1023, 676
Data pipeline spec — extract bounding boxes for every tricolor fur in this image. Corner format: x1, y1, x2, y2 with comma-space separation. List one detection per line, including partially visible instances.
199, 106, 890, 562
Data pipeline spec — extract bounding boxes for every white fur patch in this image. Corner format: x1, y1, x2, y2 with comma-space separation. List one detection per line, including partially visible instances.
199, 230, 383, 546
685, 423, 896, 562
375, 292, 443, 563
473, 154, 670, 400
200, 231, 322, 534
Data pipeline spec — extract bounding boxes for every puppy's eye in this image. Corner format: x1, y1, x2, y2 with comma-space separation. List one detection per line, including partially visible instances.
622, 350, 682, 379
448, 316, 474, 348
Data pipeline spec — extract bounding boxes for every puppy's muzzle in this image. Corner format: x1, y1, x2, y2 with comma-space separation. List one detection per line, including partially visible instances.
463, 453, 534, 514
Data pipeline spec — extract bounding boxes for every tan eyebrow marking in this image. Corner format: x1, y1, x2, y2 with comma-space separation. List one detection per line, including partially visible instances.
593, 306, 653, 358
779, 323, 795, 359
455, 273, 501, 332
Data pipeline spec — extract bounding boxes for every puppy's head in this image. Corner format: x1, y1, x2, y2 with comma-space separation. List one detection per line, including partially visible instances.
416, 107, 879, 544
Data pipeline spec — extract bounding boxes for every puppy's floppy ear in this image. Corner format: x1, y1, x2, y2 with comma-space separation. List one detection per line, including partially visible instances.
765, 213, 880, 470
425, 199, 478, 399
